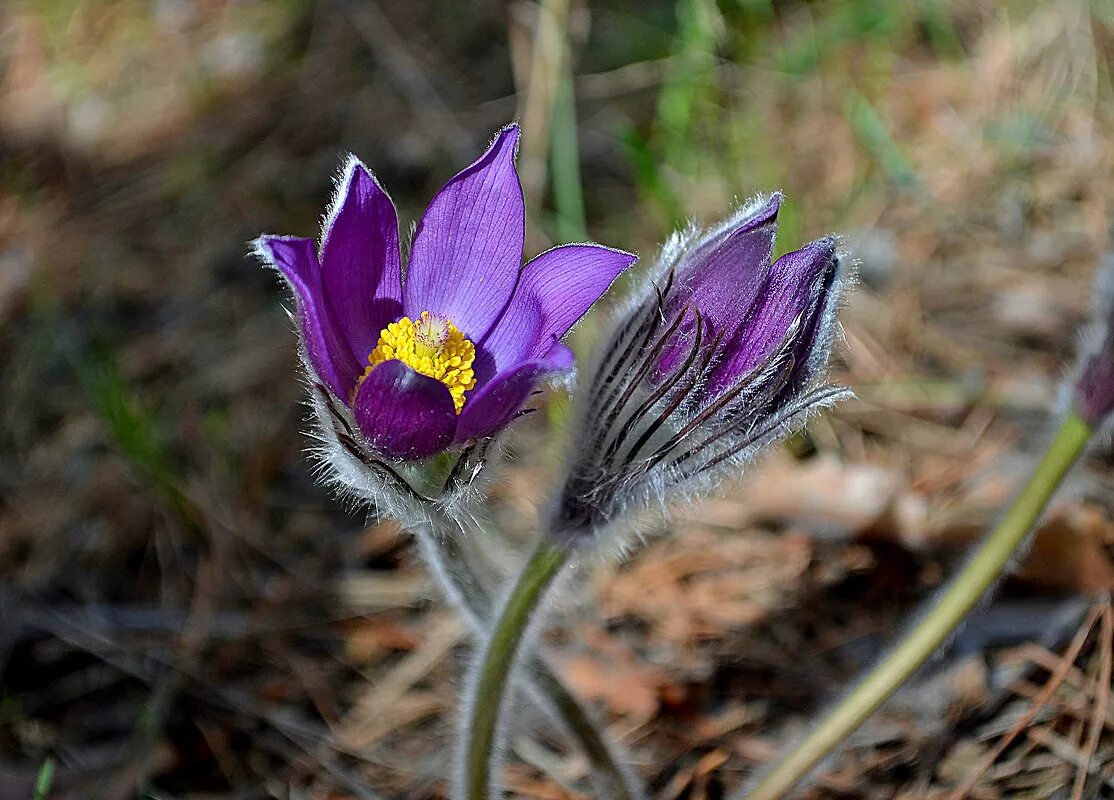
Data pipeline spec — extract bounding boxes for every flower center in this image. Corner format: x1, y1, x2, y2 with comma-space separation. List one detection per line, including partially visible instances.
362, 311, 477, 413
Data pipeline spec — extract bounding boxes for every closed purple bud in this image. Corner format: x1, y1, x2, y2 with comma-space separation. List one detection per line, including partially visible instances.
252, 125, 636, 507
1073, 253, 1114, 428
1077, 356, 1114, 427
550, 195, 851, 543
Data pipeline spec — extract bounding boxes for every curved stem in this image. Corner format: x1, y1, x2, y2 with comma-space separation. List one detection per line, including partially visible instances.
529, 666, 638, 798
414, 525, 642, 800
461, 538, 570, 800
739, 412, 1093, 800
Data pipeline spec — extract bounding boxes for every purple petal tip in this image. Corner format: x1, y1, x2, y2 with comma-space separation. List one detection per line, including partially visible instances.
745, 192, 782, 231
1076, 356, 1114, 427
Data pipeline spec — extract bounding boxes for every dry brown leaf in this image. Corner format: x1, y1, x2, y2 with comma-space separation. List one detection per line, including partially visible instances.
343, 615, 422, 664
1016, 504, 1114, 593
555, 650, 668, 723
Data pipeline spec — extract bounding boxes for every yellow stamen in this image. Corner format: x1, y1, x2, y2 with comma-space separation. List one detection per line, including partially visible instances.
362, 311, 477, 413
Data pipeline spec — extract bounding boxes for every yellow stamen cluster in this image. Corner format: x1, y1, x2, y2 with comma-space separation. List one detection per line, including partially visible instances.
362, 311, 477, 413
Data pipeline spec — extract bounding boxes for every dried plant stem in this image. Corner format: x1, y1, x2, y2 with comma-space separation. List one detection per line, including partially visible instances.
740, 411, 1094, 800
460, 538, 570, 800
528, 666, 636, 795
413, 524, 642, 800
516, 0, 571, 214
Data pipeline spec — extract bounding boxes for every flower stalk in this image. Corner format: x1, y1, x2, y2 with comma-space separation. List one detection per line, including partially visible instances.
739, 410, 1093, 800
413, 519, 642, 800
461, 537, 571, 800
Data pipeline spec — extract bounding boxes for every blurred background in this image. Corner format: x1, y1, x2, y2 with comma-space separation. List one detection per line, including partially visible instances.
2, 1, 1114, 797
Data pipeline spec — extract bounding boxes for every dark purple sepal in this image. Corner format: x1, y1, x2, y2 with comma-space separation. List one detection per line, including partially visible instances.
455, 357, 566, 443
353, 360, 459, 460
676, 194, 780, 326
658, 194, 781, 374
256, 234, 358, 399
320, 157, 404, 363
778, 239, 840, 400
707, 236, 838, 397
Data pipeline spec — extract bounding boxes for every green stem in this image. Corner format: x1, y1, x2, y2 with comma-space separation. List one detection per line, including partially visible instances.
462, 538, 571, 800
740, 412, 1093, 800
33, 758, 55, 800
415, 524, 641, 800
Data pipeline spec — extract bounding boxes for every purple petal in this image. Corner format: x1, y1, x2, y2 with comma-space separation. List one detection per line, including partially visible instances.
255, 234, 358, 399
353, 360, 458, 460
454, 354, 567, 443
403, 125, 524, 341
320, 157, 404, 364
707, 237, 838, 395
479, 244, 637, 377
543, 341, 575, 370
658, 194, 781, 374
675, 194, 781, 331
781, 243, 841, 394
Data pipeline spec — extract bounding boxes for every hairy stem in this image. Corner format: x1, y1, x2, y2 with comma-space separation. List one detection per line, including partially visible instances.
739, 412, 1093, 800
413, 523, 642, 800
460, 538, 570, 800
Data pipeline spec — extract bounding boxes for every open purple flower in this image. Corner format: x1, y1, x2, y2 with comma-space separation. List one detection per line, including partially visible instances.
255, 125, 636, 462
553, 194, 850, 540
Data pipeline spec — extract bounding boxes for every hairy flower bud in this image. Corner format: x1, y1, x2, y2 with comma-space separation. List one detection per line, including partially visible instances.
1073, 253, 1114, 428
550, 194, 851, 544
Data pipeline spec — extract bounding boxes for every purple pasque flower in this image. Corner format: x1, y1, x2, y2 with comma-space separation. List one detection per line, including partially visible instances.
255, 125, 636, 463
552, 193, 850, 540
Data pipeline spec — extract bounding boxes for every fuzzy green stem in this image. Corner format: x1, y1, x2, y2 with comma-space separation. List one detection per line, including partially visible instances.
463, 538, 570, 800
741, 411, 1093, 800
415, 525, 641, 800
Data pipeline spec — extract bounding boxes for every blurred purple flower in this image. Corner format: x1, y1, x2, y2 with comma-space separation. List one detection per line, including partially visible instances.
1073, 253, 1114, 428
553, 194, 850, 539
255, 125, 636, 462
